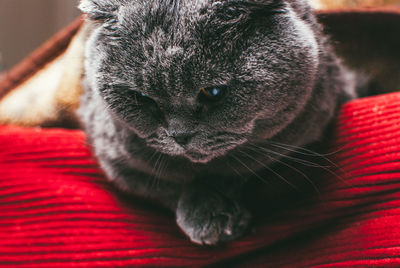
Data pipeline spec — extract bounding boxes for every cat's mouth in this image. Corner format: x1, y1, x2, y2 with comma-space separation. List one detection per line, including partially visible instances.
146, 132, 246, 163
145, 139, 213, 163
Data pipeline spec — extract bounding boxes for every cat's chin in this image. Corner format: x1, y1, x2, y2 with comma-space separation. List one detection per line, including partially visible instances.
184, 151, 214, 164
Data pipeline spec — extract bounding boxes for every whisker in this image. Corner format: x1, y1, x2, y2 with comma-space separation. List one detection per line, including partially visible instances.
145, 149, 159, 166
267, 141, 345, 174
268, 140, 346, 157
247, 142, 352, 188
266, 141, 350, 186
247, 142, 330, 168
237, 149, 299, 191
245, 145, 321, 196
155, 155, 167, 190
230, 154, 270, 186
226, 160, 246, 181
149, 152, 162, 190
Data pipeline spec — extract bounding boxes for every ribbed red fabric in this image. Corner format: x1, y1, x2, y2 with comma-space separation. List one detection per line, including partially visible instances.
2, 92, 400, 267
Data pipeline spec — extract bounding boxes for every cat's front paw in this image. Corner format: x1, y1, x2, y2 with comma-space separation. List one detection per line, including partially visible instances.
176, 189, 251, 245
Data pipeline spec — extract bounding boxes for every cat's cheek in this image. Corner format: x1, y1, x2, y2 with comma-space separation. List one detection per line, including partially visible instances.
119, 114, 158, 139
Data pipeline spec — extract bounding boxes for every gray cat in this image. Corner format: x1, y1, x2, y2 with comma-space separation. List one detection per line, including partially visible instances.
78, 0, 357, 245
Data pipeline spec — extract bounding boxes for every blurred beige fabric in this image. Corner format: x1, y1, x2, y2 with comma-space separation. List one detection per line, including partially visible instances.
310, 0, 400, 9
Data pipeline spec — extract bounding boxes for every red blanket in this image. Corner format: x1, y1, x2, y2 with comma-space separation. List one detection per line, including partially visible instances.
2, 91, 400, 267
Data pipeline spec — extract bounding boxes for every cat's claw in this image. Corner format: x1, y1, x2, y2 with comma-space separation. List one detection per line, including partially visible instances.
176, 191, 251, 245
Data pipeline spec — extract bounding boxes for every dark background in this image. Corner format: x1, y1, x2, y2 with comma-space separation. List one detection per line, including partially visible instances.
0, 0, 80, 72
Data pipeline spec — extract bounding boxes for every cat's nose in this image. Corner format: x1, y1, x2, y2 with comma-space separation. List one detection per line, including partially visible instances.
171, 132, 196, 146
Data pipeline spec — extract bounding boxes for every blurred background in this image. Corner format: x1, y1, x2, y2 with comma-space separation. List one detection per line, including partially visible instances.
0, 0, 80, 72
0, 0, 399, 73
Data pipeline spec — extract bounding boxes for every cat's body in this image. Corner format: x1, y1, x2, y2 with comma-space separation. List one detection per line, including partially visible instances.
78, 0, 357, 245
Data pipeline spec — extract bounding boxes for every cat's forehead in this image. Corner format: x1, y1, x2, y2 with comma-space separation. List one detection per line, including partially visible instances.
117, 0, 210, 48
125, 0, 220, 12
120, 0, 213, 18
115, 1, 235, 86
118, 0, 244, 30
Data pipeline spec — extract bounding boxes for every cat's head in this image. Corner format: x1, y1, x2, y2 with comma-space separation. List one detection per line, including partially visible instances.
80, 0, 320, 163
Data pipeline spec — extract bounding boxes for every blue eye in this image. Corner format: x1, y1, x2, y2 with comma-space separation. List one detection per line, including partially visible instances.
212, 88, 220, 96
131, 90, 154, 104
200, 86, 227, 101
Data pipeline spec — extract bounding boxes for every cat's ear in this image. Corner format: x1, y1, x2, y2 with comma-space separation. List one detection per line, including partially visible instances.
79, 0, 122, 21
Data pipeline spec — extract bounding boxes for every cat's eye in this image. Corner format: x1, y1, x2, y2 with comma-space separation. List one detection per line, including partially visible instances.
130, 90, 155, 105
199, 86, 227, 102
132, 90, 149, 100
130, 90, 164, 118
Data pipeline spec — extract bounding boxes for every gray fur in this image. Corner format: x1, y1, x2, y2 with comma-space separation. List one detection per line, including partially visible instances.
78, 0, 357, 245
